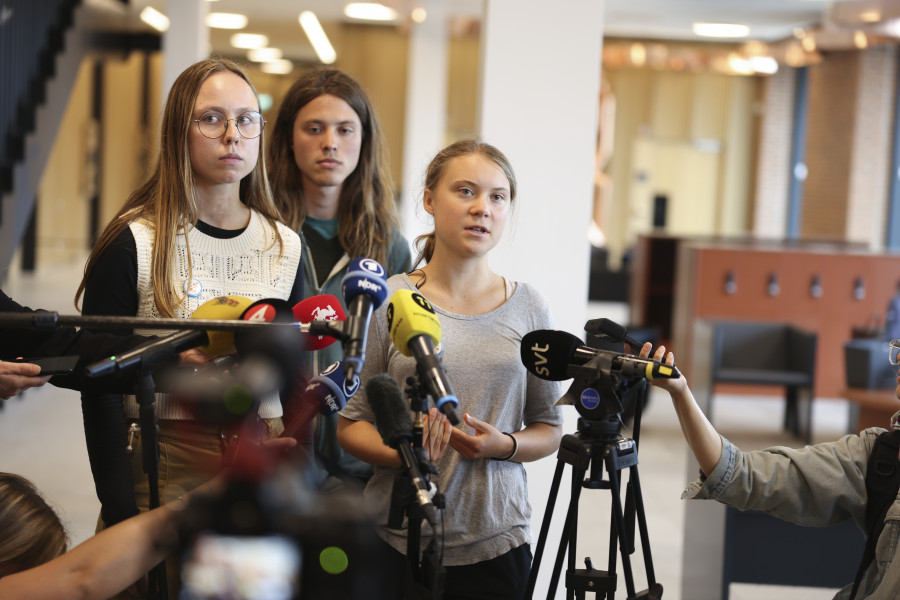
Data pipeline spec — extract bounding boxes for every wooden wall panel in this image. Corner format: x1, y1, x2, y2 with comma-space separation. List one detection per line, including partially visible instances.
665, 239, 900, 398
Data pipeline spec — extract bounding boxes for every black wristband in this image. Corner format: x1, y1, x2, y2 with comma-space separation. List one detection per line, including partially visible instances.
494, 432, 518, 461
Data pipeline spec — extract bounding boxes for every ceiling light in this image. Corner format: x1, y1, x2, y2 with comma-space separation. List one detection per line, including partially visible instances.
692, 22, 750, 38
231, 33, 269, 49
206, 12, 248, 29
630, 43, 647, 67
411, 7, 427, 23
299, 11, 337, 64
344, 3, 398, 22
140, 6, 169, 32
728, 54, 754, 75
749, 56, 778, 74
801, 36, 816, 52
855, 31, 869, 48
860, 10, 881, 23
247, 47, 283, 62
261, 60, 294, 75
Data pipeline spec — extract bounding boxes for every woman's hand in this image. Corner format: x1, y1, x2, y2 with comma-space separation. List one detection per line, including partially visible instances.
447, 412, 515, 460
421, 407, 452, 461
639, 342, 688, 394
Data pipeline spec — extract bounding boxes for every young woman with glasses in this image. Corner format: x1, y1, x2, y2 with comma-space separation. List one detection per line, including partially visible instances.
74, 57, 303, 598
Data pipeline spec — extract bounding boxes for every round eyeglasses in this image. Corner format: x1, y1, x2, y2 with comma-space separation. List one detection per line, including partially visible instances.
890, 339, 900, 366
194, 110, 264, 139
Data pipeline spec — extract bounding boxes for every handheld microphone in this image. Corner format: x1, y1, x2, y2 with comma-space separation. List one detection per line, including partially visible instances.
86, 329, 209, 377
281, 360, 361, 439
235, 298, 305, 396
340, 258, 388, 383
585, 317, 643, 349
189, 295, 253, 355
292, 294, 346, 350
367, 373, 438, 527
305, 361, 360, 416
386, 289, 460, 426
520, 329, 681, 382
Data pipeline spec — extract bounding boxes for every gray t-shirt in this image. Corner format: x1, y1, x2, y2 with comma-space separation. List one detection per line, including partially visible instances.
341, 273, 563, 565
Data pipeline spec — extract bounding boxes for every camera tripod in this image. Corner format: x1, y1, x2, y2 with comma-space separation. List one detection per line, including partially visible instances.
526, 381, 663, 600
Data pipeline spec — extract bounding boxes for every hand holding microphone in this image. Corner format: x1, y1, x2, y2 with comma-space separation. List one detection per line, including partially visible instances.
520, 329, 681, 382
387, 289, 460, 425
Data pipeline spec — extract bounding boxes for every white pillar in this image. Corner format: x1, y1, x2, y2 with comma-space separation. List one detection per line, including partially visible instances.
479, 0, 603, 338
161, 0, 209, 105
400, 0, 449, 262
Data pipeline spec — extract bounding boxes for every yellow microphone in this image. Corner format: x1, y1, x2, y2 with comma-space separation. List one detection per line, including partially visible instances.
386, 289, 459, 424
189, 295, 254, 355
387, 289, 441, 357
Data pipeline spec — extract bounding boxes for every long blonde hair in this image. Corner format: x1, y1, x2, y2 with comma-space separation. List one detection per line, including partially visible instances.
0, 473, 67, 577
413, 139, 517, 269
267, 67, 399, 264
76, 58, 283, 317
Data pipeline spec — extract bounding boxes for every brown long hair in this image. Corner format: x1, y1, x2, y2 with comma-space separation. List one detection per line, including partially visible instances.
268, 67, 399, 264
413, 138, 517, 269
76, 57, 283, 317
0, 473, 67, 577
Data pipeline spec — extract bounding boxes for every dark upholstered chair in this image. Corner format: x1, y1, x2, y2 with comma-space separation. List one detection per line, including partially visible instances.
709, 320, 817, 444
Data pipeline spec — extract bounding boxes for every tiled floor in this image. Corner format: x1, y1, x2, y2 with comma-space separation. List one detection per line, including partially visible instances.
0, 262, 864, 599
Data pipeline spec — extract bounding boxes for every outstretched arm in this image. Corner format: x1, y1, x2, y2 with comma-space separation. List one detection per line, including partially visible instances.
0, 493, 187, 600
640, 342, 722, 477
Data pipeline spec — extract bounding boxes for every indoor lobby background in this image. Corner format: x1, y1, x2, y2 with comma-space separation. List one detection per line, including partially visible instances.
3, 0, 900, 598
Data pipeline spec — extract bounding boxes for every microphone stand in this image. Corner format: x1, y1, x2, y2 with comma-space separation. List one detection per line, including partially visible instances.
384, 376, 445, 599
135, 366, 168, 599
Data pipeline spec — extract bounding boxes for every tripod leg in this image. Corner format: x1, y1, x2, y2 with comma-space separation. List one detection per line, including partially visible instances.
606, 455, 637, 599
548, 461, 589, 600
526, 457, 567, 598
627, 466, 658, 587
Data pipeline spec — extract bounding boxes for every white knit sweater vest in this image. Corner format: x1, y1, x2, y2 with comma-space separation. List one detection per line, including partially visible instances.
125, 209, 302, 420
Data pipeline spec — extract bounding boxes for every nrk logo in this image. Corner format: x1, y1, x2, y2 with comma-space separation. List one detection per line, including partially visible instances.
386, 302, 395, 331
411, 292, 435, 314
311, 304, 339, 321
359, 258, 386, 278
580, 388, 601, 411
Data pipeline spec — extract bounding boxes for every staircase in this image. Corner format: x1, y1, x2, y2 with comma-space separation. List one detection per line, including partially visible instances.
0, 0, 84, 282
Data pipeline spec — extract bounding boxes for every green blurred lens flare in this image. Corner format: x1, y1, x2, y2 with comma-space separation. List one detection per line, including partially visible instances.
319, 546, 349, 575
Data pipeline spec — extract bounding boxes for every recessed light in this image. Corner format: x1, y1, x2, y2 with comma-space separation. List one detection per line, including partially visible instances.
692, 22, 750, 38
206, 12, 248, 29
299, 11, 337, 64
261, 60, 294, 75
248, 47, 283, 62
140, 7, 169, 32
231, 33, 269, 49
344, 3, 398, 22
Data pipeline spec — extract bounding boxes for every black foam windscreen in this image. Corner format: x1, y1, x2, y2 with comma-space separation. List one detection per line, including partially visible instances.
520, 329, 583, 381
366, 373, 413, 448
